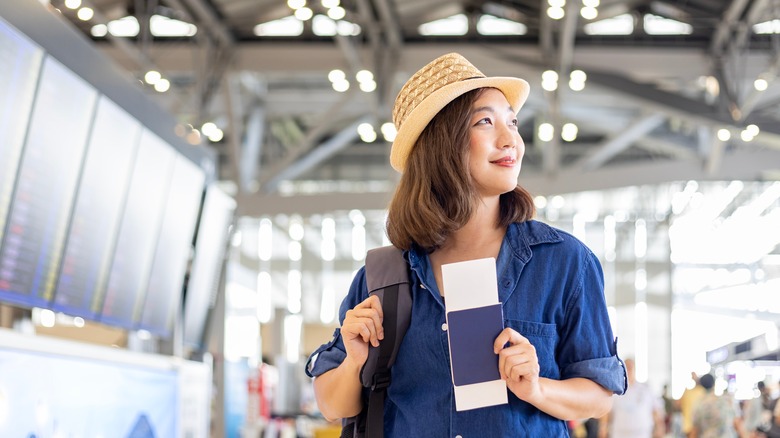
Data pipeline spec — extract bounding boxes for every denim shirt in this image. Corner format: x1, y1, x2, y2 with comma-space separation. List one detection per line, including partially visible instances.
306, 220, 627, 437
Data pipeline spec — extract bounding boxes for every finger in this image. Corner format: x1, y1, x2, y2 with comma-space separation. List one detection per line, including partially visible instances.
343, 317, 380, 347
497, 343, 536, 379
344, 309, 381, 347
494, 327, 530, 353
354, 295, 385, 341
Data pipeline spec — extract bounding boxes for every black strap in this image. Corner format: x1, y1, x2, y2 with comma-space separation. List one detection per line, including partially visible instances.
365, 283, 399, 438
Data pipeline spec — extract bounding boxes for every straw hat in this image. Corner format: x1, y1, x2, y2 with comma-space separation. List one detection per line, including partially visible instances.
390, 52, 530, 172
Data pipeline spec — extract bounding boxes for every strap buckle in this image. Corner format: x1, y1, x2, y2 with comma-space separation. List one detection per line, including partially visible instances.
371, 370, 391, 391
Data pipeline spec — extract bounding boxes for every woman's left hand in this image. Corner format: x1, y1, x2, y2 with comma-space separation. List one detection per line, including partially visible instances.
494, 327, 542, 402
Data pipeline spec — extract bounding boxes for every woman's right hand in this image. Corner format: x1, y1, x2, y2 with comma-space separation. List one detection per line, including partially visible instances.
340, 295, 384, 367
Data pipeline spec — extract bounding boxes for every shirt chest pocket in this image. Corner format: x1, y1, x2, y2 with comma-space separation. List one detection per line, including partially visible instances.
504, 319, 560, 379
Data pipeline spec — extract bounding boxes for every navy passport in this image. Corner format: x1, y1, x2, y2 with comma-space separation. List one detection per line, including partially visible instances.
446, 303, 504, 386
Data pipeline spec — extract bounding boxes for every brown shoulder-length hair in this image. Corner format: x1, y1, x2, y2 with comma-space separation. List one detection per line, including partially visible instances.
386, 87, 535, 252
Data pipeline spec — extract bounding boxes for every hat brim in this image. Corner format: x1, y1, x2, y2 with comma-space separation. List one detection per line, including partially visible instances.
390, 76, 530, 173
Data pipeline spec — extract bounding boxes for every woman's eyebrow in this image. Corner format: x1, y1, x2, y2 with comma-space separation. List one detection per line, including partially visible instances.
471, 105, 514, 115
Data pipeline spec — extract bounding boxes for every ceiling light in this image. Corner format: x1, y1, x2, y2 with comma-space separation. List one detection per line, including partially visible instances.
287, 0, 306, 9
254, 16, 304, 37
359, 80, 376, 92
107, 16, 140, 37
90, 23, 107, 37
716, 129, 731, 142
154, 78, 170, 92
322, 0, 339, 7
357, 123, 375, 140
754, 78, 768, 91
476, 15, 527, 35
328, 69, 346, 82
583, 0, 599, 7
538, 123, 554, 142
207, 129, 224, 142
356, 70, 373, 83
569, 69, 586, 91
64, 0, 81, 9
547, 6, 565, 20
584, 13, 633, 35
150, 15, 197, 37
332, 79, 349, 92
201, 122, 218, 137
580, 6, 598, 20
542, 70, 558, 92
381, 123, 397, 141
643, 14, 692, 35
561, 123, 578, 142
294, 7, 313, 21
548, 0, 565, 7
336, 20, 360, 35
327, 6, 346, 20
77, 7, 94, 21
144, 70, 161, 84
312, 15, 337, 35
419, 14, 468, 36
754, 19, 780, 34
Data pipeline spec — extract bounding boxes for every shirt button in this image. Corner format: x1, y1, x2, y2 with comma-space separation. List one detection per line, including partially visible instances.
455, 435, 463, 438
441, 323, 448, 331
420, 284, 426, 289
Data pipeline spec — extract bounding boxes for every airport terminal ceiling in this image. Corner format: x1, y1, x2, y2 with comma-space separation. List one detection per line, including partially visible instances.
46, 0, 780, 216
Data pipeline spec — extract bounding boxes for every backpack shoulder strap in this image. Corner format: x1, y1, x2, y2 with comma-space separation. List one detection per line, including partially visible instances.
359, 245, 412, 438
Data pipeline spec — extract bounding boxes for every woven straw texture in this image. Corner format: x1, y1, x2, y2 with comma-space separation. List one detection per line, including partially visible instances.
392, 53, 485, 130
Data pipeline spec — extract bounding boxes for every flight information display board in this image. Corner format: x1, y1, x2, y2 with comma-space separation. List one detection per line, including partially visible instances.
137, 155, 206, 338
51, 96, 141, 320
0, 18, 43, 248
183, 185, 235, 348
99, 130, 175, 330
0, 56, 98, 309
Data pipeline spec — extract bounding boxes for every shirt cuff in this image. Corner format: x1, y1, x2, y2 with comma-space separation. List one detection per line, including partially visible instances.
305, 328, 347, 378
560, 354, 627, 395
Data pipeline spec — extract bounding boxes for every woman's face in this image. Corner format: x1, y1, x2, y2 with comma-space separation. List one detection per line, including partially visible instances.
467, 88, 524, 198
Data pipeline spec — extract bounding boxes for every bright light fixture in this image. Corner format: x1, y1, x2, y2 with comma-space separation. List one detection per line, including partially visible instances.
476, 15, 527, 35
419, 14, 468, 36
295, 7, 313, 21
644, 14, 692, 35
107, 16, 140, 37
150, 15, 197, 37
547, 6, 565, 20
254, 16, 304, 37
328, 6, 346, 20
580, 6, 597, 20
76, 7, 93, 20
584, 14, 633, 35
144, 70, 161, 84
154, 78, 170, 92
538, 122, 554, 142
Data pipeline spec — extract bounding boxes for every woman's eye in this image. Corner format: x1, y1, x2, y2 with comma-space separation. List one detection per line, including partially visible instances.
476, 117, 492, 125
510, 119, 518, 126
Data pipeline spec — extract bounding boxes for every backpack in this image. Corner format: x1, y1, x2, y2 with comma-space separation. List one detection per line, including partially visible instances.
341, 245, 412, 438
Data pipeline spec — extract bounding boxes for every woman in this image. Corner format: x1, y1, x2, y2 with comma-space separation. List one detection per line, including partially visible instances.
305, 52, 627, 437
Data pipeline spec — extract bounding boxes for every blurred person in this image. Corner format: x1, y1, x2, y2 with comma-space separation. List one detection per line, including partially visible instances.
768, 383, 780, 438
744, 381, 771, 437
690, 373, 746, 438
599, 358, 664, 438
663, 383, 682, 436
681, 372, 707, 437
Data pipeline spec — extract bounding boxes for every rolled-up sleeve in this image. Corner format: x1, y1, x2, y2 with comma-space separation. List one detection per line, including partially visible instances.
305, 266, 368, 379
305, 327, 347, 378
557, 250, 627, 395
